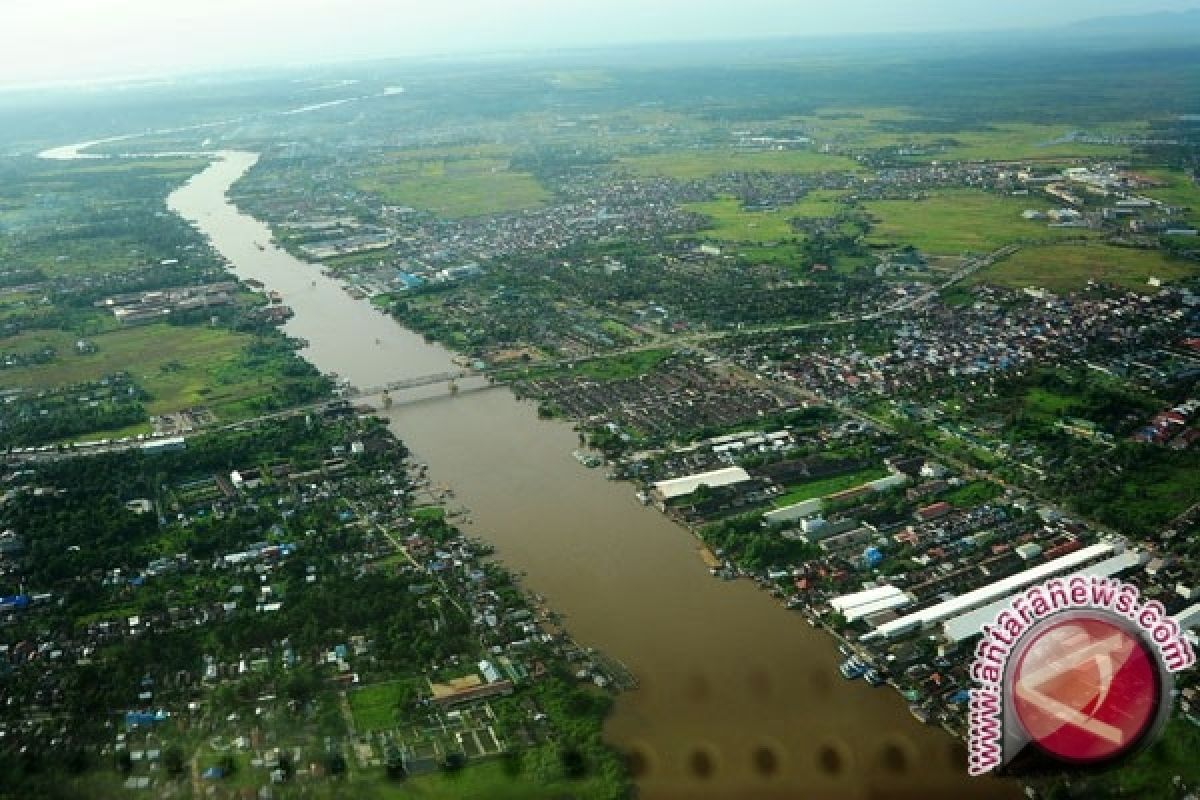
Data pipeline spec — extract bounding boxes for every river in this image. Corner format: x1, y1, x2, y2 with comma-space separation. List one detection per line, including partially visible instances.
168, 151, 1015, 799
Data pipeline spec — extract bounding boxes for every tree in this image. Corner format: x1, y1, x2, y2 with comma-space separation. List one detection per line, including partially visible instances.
163, 746, 186, 778
385, 748, 407, 782
326, 752, 347, 777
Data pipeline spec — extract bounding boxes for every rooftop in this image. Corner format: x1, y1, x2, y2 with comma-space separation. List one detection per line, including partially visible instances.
652, 467, 752, 501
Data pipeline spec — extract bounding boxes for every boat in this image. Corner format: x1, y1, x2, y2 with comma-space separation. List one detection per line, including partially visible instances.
863, 668, 886, 687
839, 658, 867, 680
909, 704, 932, 724
572, 450, 603, 468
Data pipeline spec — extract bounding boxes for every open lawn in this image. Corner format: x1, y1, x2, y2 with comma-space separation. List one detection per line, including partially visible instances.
685, 192, 847, 243
572, 349, 674, 380
349, 680, 421, 732
918, 123, 1137, 162
1142, 168, 1200, 226
621, 149, 862, 179
0, 323, 299, 421
684, 198, 803, 243
863, 189, 1086, 254
968, 243, 1196, 292
354, 149, 549, 218
771, 466, 890, 508
799, 109, 1137, 161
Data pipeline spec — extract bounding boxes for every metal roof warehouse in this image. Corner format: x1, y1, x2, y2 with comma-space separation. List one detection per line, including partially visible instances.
652, 467, 752, 502
864, 541, 1117, 642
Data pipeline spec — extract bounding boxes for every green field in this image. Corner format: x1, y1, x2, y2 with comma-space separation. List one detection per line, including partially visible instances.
917, 123, 1136, 162
683, 198, 802, 243
0, 324, 301, 420
411, 506, 446, 522
348, 680, 420, 732
684, 191, 846, 243
799, 109, 1137, 161
771, 466, 891, 508
969, 243, 1196, 291
863, 189, 1084, 254
354, 148, 549, 218
620, 149, 862, 179
1142, 168, 1200, 225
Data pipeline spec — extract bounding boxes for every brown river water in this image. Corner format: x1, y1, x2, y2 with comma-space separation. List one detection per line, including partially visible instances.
168, 151, 1017, 800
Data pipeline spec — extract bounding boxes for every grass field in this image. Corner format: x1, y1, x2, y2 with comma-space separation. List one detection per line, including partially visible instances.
354, 148, 549, 218
683, 198, 803, 243
969, 243, 1196, 291
620, 149, 862, 179
685, 191, 847, 243
920, 123, 1136, 162
863, 189, 1085, 254
0, 324, 293, 420
771, 466, 890, 508
799, 109, 1137, 161
348, 680, 421, 732
1142, 168, 1200, 225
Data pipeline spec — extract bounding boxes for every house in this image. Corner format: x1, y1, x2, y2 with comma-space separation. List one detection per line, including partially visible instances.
914, 502, 953, 522
429, 675, 514, 707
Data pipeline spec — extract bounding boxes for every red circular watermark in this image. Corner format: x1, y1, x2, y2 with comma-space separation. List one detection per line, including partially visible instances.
1011, 615, 1159, 764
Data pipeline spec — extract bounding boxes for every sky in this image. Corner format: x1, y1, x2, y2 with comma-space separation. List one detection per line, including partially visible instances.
1, 0, 1198, 87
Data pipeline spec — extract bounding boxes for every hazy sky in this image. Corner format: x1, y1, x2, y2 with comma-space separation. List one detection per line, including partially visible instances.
2, 0, 1198, 86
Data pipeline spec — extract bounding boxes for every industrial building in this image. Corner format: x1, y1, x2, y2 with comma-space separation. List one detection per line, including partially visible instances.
863, 541, 1118, 642
763, 497, 824, 527
651, 466, 752, 505
830, 585, 914, 623
940, 548, 1146, 644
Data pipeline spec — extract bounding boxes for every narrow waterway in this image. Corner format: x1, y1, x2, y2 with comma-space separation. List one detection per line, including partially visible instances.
168, 151, 1016, 799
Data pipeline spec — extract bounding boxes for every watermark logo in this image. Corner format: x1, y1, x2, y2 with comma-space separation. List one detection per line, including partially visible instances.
968, 576, 1195, 776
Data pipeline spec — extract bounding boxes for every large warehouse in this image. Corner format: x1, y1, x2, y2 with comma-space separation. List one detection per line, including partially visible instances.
940, 548, 1146, 644
651, 467, 752, 505
863, 541, 1117, 642
830, 585, 914, 623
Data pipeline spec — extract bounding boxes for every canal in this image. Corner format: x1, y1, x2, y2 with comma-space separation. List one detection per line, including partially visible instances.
168, 151, 1016, 799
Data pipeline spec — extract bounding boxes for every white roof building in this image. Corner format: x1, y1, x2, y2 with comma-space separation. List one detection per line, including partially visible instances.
868, 474, 909, 493
652, 467, 752, 502
865, 541, 1117, 641
764, 498, 824, 527
831, 585, 914, 623
941, 549, 1145, 643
